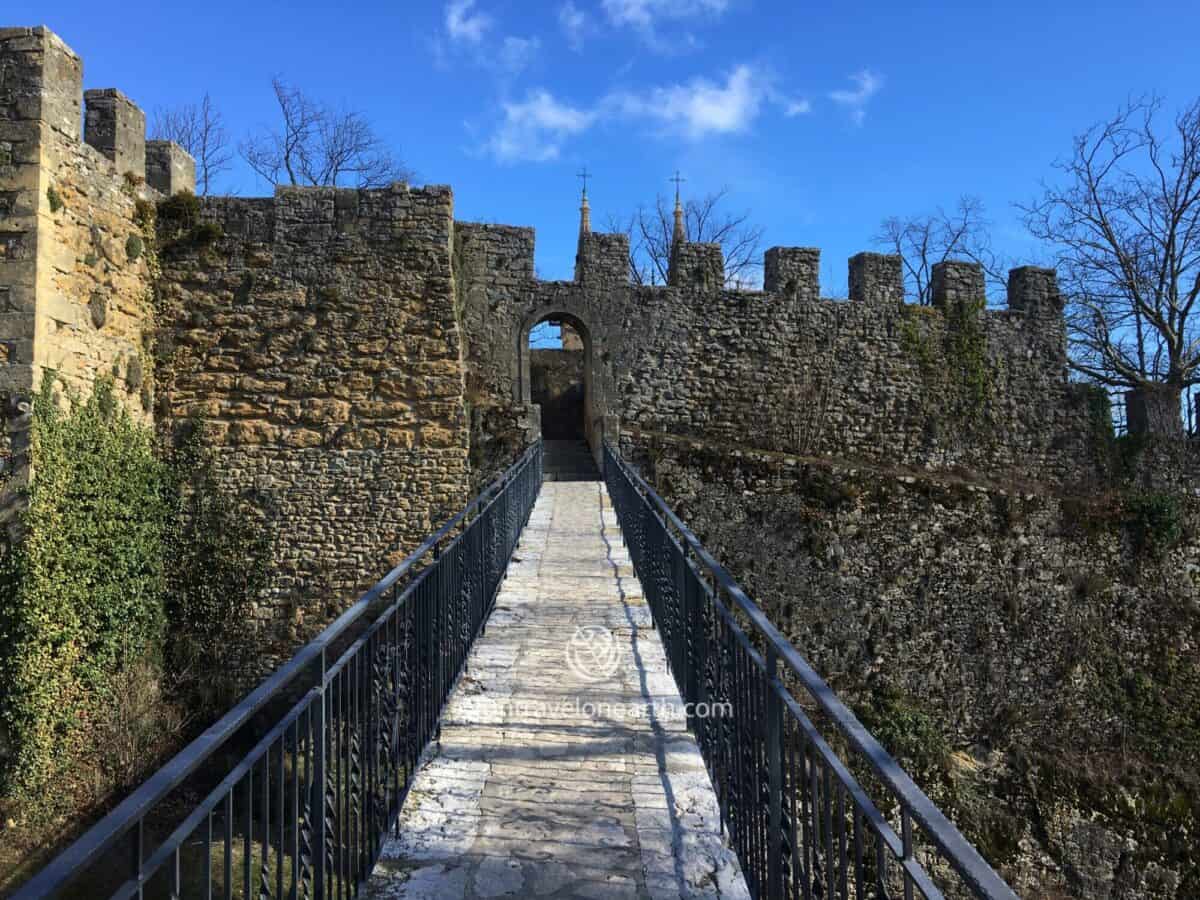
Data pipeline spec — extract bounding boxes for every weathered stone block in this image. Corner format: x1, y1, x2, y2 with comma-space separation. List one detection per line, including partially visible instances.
848, 252, 902, 305
0, 28, 82, 140
575, 231, 628, 285
763, 247, 819, 299
145, 141, 196, 196
1006, 266, 1062, 317
668, 241, 723, 292
1126, 386, 1183, 438
931, 260, 985, 310
84, 88, 146, 177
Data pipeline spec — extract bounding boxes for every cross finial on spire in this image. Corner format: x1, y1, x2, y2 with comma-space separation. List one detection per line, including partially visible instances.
670, 170, 686, 202
670, 171, 686, 245
577, 167, 592, 236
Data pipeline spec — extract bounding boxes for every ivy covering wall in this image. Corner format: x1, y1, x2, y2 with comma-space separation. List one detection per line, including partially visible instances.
0, 376, 272, 821
0, 378, 167, 808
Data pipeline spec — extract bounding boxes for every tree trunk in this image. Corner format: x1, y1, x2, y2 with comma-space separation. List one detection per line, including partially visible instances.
1125, 383, 1184, 437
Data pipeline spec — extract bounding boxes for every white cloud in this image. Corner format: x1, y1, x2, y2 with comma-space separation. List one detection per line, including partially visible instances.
445, 0, 491, 44
480, 64, 788, 163
602, 0, 728, 51
485, 90, 596, 163
440, 2, 538, 76
559, 2, 589, 51
499, 36, 540, 74
784, 98, 812, 117
610, 65, 768, 138
829, 69, 883, 125
602, 0, 728, 28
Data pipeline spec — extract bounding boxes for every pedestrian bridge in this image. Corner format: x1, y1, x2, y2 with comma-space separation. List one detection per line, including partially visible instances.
16, 444, 1018, 900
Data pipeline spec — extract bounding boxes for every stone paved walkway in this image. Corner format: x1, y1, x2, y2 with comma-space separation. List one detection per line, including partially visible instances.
368, 481, 748, 899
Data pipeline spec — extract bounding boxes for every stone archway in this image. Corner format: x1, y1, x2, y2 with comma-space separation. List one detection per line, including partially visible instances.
517, 309, 600, 455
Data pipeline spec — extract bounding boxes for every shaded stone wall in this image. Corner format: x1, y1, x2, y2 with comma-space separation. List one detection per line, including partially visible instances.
627, 431, 1199, 899
530, 348, 584, 439
155, 185, 470, 644
619, 255, 1096, 489
455, 223, 1104, 492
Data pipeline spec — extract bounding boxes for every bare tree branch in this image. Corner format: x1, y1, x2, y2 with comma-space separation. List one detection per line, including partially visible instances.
239, 79, 414, 189
875, 196, 1008, 304
1020, 95, 1200, 401
150, 93, 231, 196
608, 189, 764, 288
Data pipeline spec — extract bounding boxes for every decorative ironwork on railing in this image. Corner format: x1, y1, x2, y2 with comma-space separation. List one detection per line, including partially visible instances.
602, 442, 1018, 900
15, 442, 543, 900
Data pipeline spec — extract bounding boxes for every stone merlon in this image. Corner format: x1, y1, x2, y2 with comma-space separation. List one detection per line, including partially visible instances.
848, 252, 903, 305
764, 247, 820, 299
84, 88, 146, 177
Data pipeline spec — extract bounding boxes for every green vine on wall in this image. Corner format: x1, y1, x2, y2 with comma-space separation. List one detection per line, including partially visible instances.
156, 191, 224, 256
0, 377, 275, 821
0, 377, 168, 809
901, 300, 995, 435
162, 423, 275, 719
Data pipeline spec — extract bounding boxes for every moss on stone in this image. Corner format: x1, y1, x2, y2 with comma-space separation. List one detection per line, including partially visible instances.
156, 190, 201, 239
191, 222, 224, 245
46, 185, 63, 214
133, 198, 156, 230
157, 190, 223, 255
900, 299, 994, 437
1123, 492, 1183, 557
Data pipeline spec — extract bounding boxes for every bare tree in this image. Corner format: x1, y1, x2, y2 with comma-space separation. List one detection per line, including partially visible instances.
876, 196, 1008, 304
150, 93, 231, 195
607, 188, 765, 289
1022, 96, 1200, 425
239, 79, 413, 189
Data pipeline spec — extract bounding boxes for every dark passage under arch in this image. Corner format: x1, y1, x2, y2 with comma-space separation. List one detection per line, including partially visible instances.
527, 318, 597, 480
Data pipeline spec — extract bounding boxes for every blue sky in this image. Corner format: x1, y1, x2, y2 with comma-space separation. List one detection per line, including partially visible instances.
17, 0, 1200, 285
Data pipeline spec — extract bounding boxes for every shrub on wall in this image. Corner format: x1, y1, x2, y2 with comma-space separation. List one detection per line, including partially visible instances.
0, 377, 168, 809
162, 424, 274, 719
0, 385, 275, 821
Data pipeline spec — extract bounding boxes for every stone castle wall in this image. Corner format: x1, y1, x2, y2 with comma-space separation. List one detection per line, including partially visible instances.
0, 23, 1153, 654
624, 430, 1198, 899
155, 185, 471, 643
454, 223, 1104, 492
0, 26, 194, 524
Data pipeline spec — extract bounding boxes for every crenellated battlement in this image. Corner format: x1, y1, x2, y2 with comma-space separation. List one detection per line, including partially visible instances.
83, 88, 145, 177
848, 252, 904, 305
668, 240, 723, 291
0, 21, 1109, 542
0, 27, 195, 192
0, 24, 199, 456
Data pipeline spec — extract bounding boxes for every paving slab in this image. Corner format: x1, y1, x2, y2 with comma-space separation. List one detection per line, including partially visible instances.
368, 481, 748, 900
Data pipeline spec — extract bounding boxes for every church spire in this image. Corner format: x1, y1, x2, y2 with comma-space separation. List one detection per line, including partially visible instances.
577, 167, 591, 236
670, 170, 686, 246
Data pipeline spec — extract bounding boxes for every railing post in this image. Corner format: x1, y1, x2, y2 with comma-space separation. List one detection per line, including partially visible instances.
312, 685, 327, 900
131, 819, 143, 900
683, 552, 699, 722
766, 646, 784, 900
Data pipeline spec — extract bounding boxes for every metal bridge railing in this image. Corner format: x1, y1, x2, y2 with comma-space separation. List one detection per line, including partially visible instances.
15, 442, 543, 900
603, 442, 1018, 900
